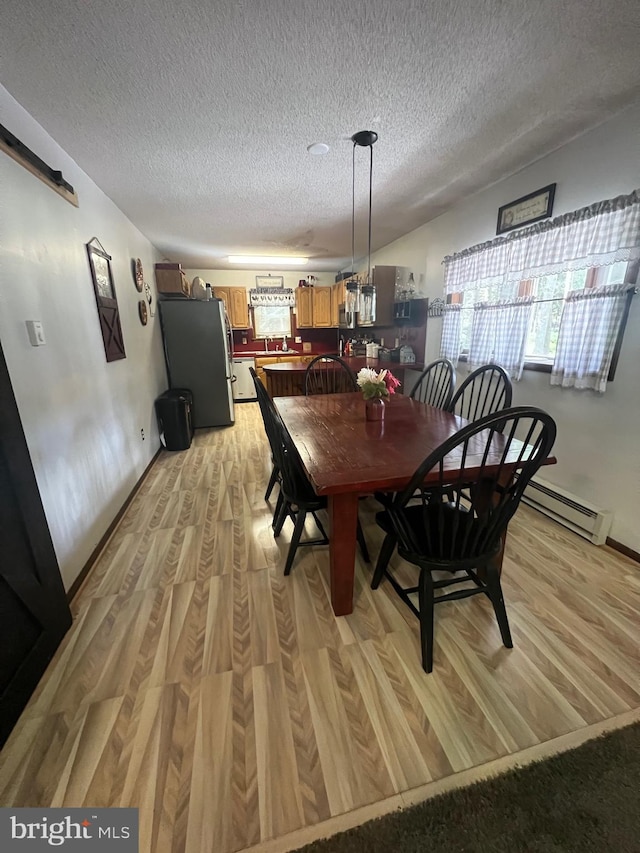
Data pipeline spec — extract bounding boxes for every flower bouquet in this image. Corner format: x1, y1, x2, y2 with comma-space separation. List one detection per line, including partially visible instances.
356, 368, 400, 421
356, 367, 401, 399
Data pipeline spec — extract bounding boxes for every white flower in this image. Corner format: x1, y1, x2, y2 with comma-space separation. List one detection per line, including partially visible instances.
356, 367, 380, 387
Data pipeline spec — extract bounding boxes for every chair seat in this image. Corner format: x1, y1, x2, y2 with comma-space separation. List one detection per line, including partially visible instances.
375, 502, 499, 569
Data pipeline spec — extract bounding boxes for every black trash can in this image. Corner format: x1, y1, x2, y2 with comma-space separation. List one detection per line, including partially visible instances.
155, 388, 194, 450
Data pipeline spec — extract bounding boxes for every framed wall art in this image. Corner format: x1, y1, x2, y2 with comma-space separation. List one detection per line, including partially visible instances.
86, 238, 126, 362
256, 275, 284, 288
496, 183, 556, 235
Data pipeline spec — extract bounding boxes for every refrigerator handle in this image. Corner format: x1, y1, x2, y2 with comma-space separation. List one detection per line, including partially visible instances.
224, 310, 235, 379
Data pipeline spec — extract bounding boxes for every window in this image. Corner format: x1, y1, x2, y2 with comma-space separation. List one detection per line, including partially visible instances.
442, 191, 640, 388
252, 305, 292, 339
455, 262, 629, 365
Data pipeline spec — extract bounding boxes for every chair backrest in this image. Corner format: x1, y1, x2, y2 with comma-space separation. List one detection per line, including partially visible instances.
251, 368, 317, 503
250, 367, 281, 460
409, 358, 456, 408
304, 354, 358, 395
389, 407, 556, 565
447, 364, 513, 422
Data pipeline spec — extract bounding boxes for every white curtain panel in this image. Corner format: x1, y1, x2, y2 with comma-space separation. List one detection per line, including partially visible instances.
551, 284, 629, 392
469, 298, 533, 379
439, 304, 462, 362
468, 303, 495, 370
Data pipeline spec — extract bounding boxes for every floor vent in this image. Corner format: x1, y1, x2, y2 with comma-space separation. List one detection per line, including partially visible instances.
522, 476, 613, 545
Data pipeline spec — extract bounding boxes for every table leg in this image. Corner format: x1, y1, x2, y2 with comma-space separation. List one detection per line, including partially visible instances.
328, 493, 358, 616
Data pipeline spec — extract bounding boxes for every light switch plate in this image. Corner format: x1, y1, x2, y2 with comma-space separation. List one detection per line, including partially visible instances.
26, 320, 46, 346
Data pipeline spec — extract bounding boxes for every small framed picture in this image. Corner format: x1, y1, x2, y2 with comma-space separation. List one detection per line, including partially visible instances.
88, 245, 116, 300
86, 240, 126, 362
496, 184, 556, 234
256, 275, 284, 288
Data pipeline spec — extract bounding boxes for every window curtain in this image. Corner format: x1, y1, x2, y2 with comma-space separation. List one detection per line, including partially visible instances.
443, 190, 640, 295
551, 284, 629, 392
468, 298, 533, 379
440, 189, 639, 390
439, 304, 461, 362
249, 287, 295, 307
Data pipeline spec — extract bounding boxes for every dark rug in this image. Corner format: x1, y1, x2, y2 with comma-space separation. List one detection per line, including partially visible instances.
296, 722, 640, 853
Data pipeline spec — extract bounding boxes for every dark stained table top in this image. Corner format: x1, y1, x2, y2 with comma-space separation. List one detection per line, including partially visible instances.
274, 392, 556, 496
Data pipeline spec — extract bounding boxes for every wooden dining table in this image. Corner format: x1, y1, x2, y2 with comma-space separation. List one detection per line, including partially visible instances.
274, 391, 556, 617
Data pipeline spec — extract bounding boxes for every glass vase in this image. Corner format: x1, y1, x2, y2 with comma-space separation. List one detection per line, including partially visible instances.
365, 397, 386, 421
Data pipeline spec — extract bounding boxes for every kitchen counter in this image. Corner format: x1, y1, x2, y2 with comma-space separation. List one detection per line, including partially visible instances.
262, 356, 424, 396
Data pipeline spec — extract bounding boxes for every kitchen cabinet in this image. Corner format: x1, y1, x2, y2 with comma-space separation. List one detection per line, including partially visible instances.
331, 281, 346, 327
312, 287, 332, 327
371, 266, 399, 327
213, 286, 249, 328
295, 287, 314, 327
296, 286, 336, 328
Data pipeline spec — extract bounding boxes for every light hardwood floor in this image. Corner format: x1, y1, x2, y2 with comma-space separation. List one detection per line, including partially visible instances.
1, 402, 639, 852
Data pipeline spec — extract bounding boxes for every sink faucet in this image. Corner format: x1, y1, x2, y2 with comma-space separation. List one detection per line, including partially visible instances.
264, 337, 269, 352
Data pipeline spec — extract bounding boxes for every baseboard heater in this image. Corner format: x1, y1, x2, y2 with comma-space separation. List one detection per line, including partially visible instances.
521, 476, 613, 545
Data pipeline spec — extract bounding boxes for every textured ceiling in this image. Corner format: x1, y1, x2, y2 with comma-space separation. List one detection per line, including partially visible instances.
2, 0, 640, 271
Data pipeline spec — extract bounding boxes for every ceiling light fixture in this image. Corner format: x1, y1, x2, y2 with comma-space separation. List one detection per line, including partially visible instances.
227, 256, 308, 265
351, 130, 378, 285
307, 142, 330, 155
344, 130, 378, 327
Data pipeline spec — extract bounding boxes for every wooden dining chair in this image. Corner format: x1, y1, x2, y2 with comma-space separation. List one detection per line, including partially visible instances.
250, 367, 283, 517
408, 358, 456, 409
370, 407, 556, 672
304, 354, 358, 395
446, 363, 512, 421
263, 384, 371, 574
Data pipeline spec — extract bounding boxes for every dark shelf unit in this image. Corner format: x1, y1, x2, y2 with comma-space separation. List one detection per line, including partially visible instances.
393, 298, 428, 324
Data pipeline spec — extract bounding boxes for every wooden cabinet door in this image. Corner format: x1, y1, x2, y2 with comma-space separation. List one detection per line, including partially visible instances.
313, 287, 332, 327
213, 287, 230, 314
296, 288, 313, 327
254, 356, 279, 382
229, 287, 249, 328
330, 283, 341, 326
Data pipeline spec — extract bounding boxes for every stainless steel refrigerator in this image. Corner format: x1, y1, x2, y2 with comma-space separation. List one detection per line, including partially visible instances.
159, 298, 235, 428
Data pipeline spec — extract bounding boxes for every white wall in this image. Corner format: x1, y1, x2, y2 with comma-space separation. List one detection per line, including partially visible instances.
183, 269, 331, 289
0, 86, 168, 589
369, 101, 640, 551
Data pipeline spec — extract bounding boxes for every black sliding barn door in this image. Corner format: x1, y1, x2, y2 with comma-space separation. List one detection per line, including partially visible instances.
0, 341, 71, 747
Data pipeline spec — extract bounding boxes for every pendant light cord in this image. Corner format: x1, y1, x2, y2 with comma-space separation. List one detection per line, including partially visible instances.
350, 130, 377, 285
367, 141, 373, 284
351, 142, 356, 278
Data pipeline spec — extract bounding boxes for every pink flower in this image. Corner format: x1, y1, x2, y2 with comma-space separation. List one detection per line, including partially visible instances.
383, 370, 401, 395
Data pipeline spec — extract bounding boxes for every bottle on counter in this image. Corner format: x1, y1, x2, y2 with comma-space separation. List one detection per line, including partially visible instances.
205, 283, 212, 301
282, 336, 289, 352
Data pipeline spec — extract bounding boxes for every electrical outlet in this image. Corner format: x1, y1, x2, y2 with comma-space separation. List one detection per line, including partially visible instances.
295, 336, 302, 344
140, 428, 145, 441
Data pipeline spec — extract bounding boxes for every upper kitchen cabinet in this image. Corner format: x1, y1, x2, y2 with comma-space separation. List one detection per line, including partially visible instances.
371, 266, 400, 327
312, 287, 332, 327
214, 286, 249, 328
296, 285, 337, 328
295, 287, 314, 327
330, 282, 343, 327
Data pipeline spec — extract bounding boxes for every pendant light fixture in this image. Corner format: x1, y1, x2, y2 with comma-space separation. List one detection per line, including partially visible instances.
348, 129, 378, 326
